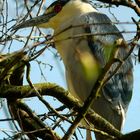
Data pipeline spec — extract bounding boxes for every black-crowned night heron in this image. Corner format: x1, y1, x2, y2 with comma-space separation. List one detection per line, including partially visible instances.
13, 0, 133, 139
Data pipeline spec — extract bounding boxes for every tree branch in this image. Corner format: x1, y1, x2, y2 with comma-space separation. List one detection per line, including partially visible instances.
96, 0, 140, 16
0, 83, 122, 139
0, 82, 139, 139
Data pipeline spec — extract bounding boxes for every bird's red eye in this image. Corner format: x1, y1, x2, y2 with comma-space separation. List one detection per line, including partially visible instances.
54, 4, 62, 13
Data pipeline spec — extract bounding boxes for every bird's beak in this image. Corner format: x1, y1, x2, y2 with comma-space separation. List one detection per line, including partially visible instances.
12, 12, 56, 31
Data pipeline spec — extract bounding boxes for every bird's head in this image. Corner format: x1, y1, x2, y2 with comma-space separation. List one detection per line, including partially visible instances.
13, 0, 97, 31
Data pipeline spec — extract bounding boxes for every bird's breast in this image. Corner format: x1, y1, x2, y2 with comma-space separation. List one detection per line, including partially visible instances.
54, 28, 101, 102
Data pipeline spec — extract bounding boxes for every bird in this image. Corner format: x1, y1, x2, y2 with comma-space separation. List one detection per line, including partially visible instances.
13, 0, 133, 139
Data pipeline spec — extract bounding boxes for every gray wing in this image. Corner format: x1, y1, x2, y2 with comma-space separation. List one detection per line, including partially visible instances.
83, 12, 133, 112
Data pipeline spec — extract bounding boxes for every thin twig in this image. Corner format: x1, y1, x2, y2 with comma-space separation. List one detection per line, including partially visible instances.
25, 61, 70, 122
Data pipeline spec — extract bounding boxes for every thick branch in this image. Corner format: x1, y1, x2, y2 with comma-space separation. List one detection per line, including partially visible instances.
1, 83, 139, 139
8, 99, 61, 140
0, 83, 121, 138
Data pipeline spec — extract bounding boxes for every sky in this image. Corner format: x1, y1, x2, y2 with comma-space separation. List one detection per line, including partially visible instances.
0, 0, 140, 139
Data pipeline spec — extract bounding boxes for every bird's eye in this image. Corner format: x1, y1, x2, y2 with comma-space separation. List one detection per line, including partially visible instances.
54, 4, 62, 13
